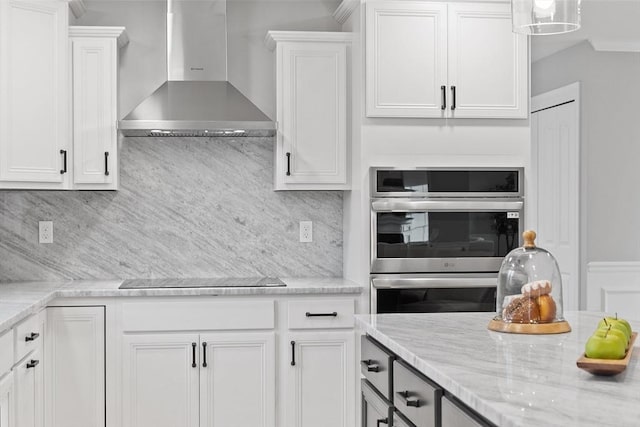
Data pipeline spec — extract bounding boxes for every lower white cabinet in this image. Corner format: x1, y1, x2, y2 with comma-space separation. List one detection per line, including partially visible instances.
0, 372, 14, 427
14, 348, 43, 427
122, 332, 275, 427
45, 307, 105, 427
284, 331, 355, 427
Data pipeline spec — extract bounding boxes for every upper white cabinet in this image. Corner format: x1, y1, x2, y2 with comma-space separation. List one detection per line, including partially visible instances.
266, 31, 352, 190
366, 1, 528, 119
70, 27, 127, 190
0, 0, 70, 188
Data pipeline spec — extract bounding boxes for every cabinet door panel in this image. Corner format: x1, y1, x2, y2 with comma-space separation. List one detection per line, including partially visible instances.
0, 372, 14, 427
122, 334, 199, 427
45, 307, 105, 427
199, 332, 275, 427
366, 1, 447, 117
447, 3, 527, 118
72, 38, 116, 186
0, 0, 68, 185
15, 348, 43, 427
285, 331, 355, 427
279, 42, 347, 186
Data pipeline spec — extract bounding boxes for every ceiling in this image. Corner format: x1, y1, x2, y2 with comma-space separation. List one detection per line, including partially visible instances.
531, 0, 640, 62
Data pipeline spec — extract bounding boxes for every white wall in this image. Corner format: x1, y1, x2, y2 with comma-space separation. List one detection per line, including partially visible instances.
73, 0, 167, 118
227, 0, 341, 120
532, 41, 640, 263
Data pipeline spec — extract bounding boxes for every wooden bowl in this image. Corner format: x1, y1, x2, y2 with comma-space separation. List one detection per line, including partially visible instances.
577, 332, 637, 376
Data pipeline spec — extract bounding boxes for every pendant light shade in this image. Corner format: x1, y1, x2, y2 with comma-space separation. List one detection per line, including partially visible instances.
512, 0, 581, 35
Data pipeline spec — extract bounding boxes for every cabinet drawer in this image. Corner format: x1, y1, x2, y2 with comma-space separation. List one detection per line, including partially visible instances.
394, 412, 416, 427
14, 314, 42, 363
361, 379, 393, 427
393, 360, 442, 427
287, 299, 354, 329
0, 330, 13, 375
122, 299, 275, 331
361, 335, 394, 400
442, 395, 487, 427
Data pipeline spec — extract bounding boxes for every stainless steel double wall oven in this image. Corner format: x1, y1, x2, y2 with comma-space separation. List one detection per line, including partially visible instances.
370, 167, 524, 314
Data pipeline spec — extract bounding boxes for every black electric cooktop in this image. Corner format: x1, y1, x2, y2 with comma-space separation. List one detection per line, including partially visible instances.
119, 277, 286, 289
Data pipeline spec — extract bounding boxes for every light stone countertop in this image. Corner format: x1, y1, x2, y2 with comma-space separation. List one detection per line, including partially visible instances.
0, 278, 363, 335
356, 311, 640, 427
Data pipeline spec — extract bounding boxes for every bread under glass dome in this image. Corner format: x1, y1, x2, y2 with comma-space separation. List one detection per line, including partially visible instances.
488, 230, 571, 334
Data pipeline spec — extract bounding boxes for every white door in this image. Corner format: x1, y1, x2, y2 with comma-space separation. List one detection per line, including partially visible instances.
531, 83, 580, 310
199, 332, 275, 427
284, 331, 355, 427
279, 41, 347, 186
447, 3, 527, 118
0, 372, 14, 427
366, 1, 447, 117
122, 334, 199, 427
71, 37, 117, 187
0, 0, 69, 186
14, 348, 43, 427
45, 307, 105, 427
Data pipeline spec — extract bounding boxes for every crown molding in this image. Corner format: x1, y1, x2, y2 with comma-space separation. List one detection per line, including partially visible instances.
334, 0, 359, 25
589, 37, 640, 53
264, 31, 354, 51
69, 26, 130, 48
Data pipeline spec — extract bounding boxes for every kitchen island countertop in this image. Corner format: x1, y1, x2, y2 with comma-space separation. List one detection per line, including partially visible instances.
0, 278, 363, 335
356, 311, 640, 427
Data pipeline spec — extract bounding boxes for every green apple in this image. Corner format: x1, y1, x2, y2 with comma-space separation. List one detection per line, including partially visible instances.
585, 327, 626, 359
595, 326, 629, 350
598, 315, 632, 340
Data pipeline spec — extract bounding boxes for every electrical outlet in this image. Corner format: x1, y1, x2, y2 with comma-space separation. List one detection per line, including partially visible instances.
39, 221, 53, 244
299, 221, 313, 243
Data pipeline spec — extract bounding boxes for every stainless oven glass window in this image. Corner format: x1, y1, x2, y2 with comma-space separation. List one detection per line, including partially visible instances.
376, 287, 496, 313
376, 169, 520, 195
376, 211, 520, 259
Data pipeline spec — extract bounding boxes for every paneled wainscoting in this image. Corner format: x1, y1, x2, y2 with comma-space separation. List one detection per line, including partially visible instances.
587, 262, 640, 320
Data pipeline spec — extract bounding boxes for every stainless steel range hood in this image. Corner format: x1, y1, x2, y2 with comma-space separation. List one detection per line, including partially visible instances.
119, 0, 275, 137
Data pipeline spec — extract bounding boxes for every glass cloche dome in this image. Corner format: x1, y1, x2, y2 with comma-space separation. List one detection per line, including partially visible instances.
488, 230, 571, 334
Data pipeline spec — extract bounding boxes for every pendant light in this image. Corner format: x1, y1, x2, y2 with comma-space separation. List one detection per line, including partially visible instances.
512, 0, 581, 35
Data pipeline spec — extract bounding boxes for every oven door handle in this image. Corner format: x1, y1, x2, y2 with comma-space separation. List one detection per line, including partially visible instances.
371, 276, 497, 289
371, 199, 523, 212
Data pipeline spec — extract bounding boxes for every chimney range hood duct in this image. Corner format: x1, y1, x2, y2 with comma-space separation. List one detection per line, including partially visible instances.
118, 0, 275, 137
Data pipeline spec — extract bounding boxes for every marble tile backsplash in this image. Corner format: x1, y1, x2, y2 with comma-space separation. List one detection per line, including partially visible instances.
0, 137, 343, 281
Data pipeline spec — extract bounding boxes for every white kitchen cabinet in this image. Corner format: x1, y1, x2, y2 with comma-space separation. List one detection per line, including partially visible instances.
45, 307, 105, 427
284, 331, 355, 427
266, 31, 352, 190
366, 1, 527, 119
122, 334, 200, 427
14, 347, 43, 427
0, 371, 15, 427
69, 27, 127, 190
199, 333, 275, 427
0, 0, 70, 189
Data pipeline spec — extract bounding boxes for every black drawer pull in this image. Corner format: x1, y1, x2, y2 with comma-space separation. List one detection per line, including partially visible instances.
440, 85, 446, 110
191, 342, 197, 368
305, 311, 337, 317
291, 341, 296, 366
202, 342, 208, 368
451, 85, 457, 110
286, 152, 291, 176
360, 359, 380, 372
376, 418, 389, 427
104, 152, 110, 176
60, 149, 67, 174
397, 390, 421, 408
26, 360, 39, 369
25, 332, 40, 342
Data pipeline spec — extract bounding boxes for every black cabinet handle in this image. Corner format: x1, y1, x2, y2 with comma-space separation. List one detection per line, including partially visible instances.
376, 418, 389, 427
360, 359, 379, 372
305, 311, 337, 317
451, 85, 457, 110
397, 391, 421, 408
26, 360, 39, 369
60, 149, 67, 174
441, 85, 446, 110
286, 152, 291, 176
191, 342, 197, 368
25, 332, 40, 342
104, 152, 110, 176
202, 342, 208, 368
290, 341, 296, 366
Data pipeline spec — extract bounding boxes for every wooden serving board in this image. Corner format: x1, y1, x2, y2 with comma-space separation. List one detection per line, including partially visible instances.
577, 332, 637, 376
